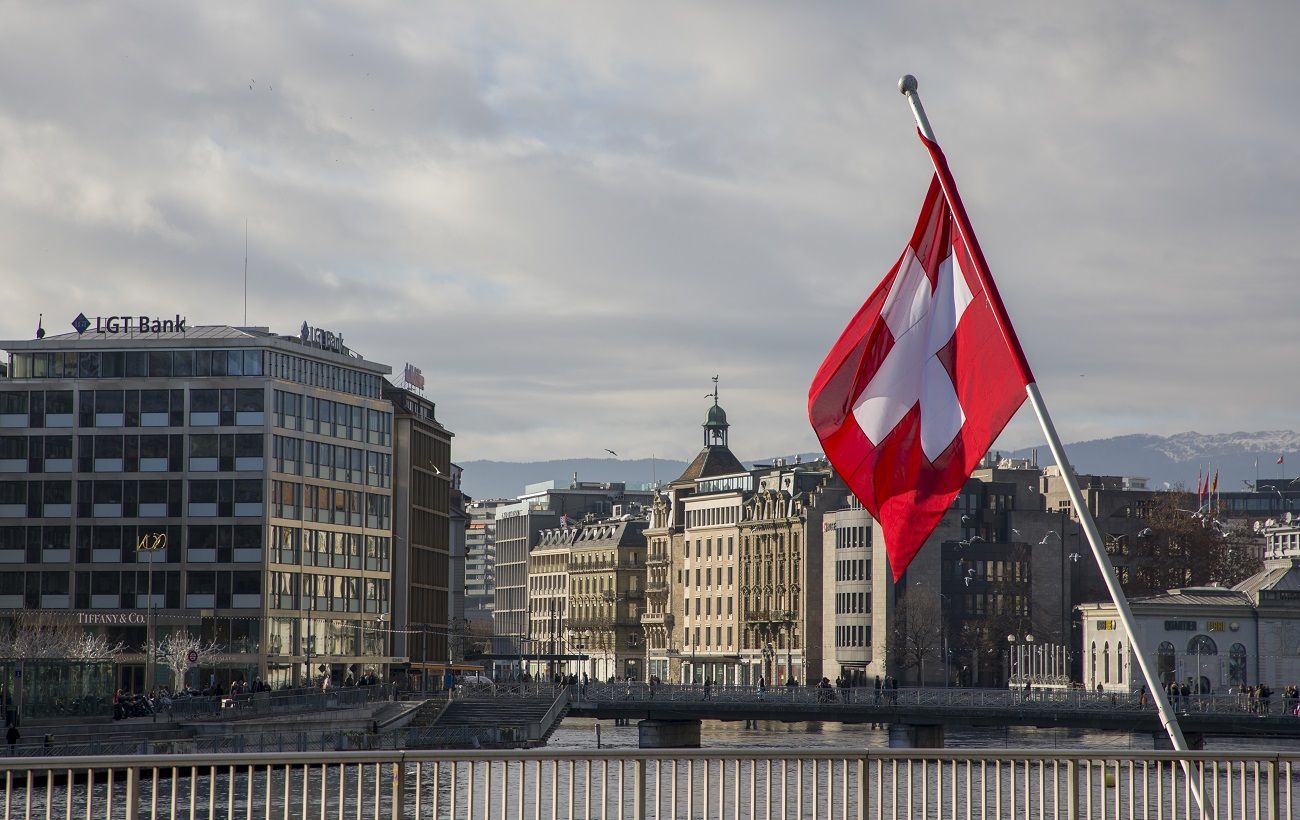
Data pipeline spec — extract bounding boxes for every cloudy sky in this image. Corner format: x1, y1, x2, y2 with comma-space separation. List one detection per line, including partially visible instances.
1, 2, 1296, 463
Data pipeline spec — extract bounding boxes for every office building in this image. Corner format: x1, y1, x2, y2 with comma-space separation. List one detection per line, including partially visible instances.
0, 319, 395, 690
386, 384, 453, 671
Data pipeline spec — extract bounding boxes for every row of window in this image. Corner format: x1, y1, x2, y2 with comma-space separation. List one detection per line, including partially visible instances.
265, 351, 383, 399
267, 571, 390, 612
960, 592, 1029, 617
688, 625, 734, 650
0, 524, 261, 563
269, 526, 391, 572
269, 481, 392, 529
266, 616, 390, 658
686, 506, 739, 528
686, 535, 735, 560
0, 390, 73, 420
835, 558, 869, 582
954, 559, 1029, 583
679, 566, 736, 588
7, 349, 265, 381
272, 391, 391, 445
0, 569, 260, 609
687, 595, 734, 618
835, 524, 871, 549
271, 435, 391, 487
835, 591, 869, 615
836, 624, 870, 648
0, 479, 263, 518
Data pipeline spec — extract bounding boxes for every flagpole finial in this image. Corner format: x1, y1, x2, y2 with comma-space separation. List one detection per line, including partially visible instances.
898, 75, 918, 95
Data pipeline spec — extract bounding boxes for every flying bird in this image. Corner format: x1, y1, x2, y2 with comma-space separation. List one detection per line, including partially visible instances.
604, 449, 618, 457
963, 577, 972, 587
1069, 553, 1081, 562
1039, 532, 1060, 545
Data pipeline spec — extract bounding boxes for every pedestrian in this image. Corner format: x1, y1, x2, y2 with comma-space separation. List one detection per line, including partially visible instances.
1138, 685, 1148, 708
873, 675, 882, 706
757, 677, 766, 701
5, 724, 18, 755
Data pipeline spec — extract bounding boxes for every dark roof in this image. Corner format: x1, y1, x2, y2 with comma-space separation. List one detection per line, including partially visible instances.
673, 445, 746, 484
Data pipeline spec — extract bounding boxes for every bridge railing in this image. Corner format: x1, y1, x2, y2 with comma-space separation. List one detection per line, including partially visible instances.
563, 682, 1300, 716
0, 748, 1297, 819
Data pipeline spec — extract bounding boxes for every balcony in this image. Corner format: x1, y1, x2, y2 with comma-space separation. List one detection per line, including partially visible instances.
601, 589, 645, 601
645, 581, 669, 594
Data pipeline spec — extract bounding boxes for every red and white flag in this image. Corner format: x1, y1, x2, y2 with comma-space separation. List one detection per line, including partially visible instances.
809, 134, 1032, 581
1278, 455, 1286, 466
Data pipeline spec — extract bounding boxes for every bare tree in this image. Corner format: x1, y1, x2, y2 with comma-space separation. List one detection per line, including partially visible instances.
0, 613, 124, 660
890, 590, 943, 684
1126, 493, 1264, 595
155, 631, 222, 691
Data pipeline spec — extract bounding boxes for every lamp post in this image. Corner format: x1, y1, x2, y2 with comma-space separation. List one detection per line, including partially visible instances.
762, 642, 774, 686
783, 611, 796, 685
135, 532, 167, 692
938, 593, 950, 688
1007, 633, 1034, 686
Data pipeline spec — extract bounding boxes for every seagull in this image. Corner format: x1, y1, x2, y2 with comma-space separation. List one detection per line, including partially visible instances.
1038, 532, 1060, 545
1011, 528, 1022, 537
604, 449, 618, 457
963, 577, 972, 587
1069, 553, 1081, 562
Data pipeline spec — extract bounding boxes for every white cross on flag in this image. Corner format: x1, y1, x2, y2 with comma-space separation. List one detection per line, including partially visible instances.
809, 133, 1034, 580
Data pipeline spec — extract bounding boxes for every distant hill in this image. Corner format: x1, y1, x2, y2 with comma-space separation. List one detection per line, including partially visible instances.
1007, 430, 1299, 491
458, 431, 1298, 501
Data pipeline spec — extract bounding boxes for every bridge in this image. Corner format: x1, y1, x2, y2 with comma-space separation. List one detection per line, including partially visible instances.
0, 747, 1296, 820
461, 682, 1300, 749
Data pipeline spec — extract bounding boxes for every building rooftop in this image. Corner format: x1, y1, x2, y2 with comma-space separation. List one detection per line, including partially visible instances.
673, 445, 746, 484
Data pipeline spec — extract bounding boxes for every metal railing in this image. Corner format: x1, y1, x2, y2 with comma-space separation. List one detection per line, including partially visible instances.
160, 683, 394, 720
0, 748, 1297, 819
560, 682, 1300, 717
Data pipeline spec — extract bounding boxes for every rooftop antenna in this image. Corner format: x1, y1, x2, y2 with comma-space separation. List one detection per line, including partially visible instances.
243, 219, 249, 326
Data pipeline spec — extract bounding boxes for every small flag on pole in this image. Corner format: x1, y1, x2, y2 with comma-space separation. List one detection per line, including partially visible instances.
809, 133, 1032, 581
1278, 455, 1286, 466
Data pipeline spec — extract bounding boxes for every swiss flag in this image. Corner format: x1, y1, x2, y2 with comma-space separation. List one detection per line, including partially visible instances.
809, 133, 1033, 581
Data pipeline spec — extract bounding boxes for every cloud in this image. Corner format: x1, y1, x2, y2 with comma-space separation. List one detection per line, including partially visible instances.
0, 1, 1296, 463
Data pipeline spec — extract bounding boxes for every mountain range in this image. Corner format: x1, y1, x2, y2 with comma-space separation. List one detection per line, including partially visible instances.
457, 430, 1299, 501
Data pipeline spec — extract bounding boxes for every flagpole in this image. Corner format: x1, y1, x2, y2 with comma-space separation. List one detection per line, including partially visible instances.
898, 73, 1205, 770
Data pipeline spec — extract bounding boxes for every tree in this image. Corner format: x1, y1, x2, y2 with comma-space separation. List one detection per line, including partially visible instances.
155, 631, 222, 691
0, 613, 124, 660
1125, 492, 1263, 595
890, 589, 943, 684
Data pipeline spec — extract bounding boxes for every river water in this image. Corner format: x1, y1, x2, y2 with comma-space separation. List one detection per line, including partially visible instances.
551, 715, 1300, 752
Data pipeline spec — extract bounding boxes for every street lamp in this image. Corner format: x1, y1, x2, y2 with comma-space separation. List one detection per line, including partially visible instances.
1007, 633, 1034, 685
135, 532, 167, 691
782, 611, 796, 685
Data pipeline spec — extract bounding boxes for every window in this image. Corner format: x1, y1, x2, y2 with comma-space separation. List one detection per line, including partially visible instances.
1157, 641, 1176, 685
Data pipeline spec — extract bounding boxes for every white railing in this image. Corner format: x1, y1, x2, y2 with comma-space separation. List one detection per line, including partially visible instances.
0, 748, 1297, 819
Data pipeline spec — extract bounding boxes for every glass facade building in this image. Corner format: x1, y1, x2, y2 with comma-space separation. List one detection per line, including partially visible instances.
0, 324, 394, 691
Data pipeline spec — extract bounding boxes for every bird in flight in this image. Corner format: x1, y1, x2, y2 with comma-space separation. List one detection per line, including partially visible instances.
604, 449, 618, 457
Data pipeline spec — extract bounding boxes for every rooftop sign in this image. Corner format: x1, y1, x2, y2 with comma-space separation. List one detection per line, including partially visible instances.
300, 322, 344, 353
72, 313, 187, 335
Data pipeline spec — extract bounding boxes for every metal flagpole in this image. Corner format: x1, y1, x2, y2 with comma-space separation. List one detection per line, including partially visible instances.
897, 76, 1208, 807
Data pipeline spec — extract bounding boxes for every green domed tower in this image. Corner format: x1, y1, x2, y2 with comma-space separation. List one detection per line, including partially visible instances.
704, 378, 729, 447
